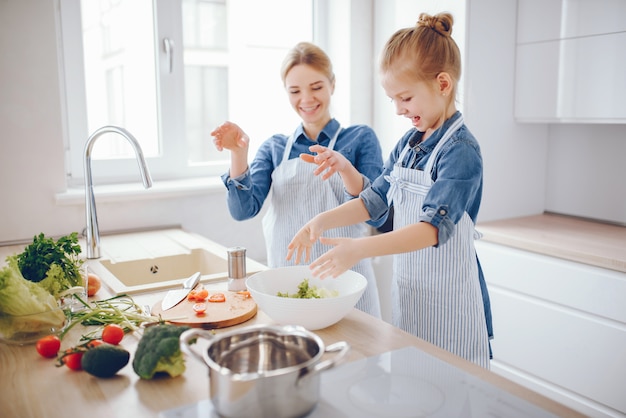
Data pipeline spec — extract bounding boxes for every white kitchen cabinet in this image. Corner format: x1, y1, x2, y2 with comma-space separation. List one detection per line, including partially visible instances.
514, 0, 626, 123
476, 240, 626, 417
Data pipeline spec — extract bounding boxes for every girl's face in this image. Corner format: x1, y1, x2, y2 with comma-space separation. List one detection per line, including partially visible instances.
284, 64, 334, 127
382, 71, 452, 138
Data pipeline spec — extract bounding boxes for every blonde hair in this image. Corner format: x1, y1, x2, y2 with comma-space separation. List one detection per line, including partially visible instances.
380, 12, 461, 96
280, 42, 335, 86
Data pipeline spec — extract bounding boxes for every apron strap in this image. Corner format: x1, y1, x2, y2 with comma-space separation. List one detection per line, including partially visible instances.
281, 123, 342, 164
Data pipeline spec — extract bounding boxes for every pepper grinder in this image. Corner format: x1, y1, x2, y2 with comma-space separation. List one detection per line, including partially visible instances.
227, 246, 247, 291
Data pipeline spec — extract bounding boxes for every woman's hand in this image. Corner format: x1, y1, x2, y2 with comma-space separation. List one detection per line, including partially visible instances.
300, 144, 350, 180
309, 237, 361, 279
211, 121, 249, 152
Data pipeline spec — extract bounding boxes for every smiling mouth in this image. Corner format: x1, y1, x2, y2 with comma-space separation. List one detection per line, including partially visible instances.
300, 104, 319, 114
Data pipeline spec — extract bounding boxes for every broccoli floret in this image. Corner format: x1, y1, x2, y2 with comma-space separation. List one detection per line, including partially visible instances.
132, 323, 191, 379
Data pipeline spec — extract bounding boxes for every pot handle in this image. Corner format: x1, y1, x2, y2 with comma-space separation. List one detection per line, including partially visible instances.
180, 328, 214, 365
311, 341, 350, 374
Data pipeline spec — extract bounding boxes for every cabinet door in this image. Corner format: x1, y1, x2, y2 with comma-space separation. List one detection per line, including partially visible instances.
515, 32, 626, 123
515, 0, 626, 123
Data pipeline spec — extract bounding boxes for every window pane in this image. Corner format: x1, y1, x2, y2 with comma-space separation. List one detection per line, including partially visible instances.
182, 0, 313, 166
185, 66, 229, 163
80, 0, 159, 159
182, 0, 227, 50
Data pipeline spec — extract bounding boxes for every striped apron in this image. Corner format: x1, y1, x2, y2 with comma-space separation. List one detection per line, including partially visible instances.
262, 126, 382, 318
385, 117, 490, 368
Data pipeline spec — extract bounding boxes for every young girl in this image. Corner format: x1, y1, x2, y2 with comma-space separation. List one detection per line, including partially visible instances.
287, 14, 493, 368
212, 42, 384, 318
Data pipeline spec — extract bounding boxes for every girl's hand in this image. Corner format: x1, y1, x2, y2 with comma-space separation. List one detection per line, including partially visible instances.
300, 145, 350, 180
309, 237, 361, 279
211, 121, 249, 152
286, 218, 325, 264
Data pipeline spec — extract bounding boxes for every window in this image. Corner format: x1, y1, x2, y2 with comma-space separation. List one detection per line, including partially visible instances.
60, 0, 313, 186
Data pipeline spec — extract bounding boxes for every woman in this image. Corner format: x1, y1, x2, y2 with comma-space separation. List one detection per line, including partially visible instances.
211, 42, 384, 318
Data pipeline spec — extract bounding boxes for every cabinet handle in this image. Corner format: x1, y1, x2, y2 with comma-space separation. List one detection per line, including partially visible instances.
163, 37, 174, 74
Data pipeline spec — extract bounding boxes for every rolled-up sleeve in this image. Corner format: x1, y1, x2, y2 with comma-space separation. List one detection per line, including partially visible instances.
418, 134, 483, 246
220, 138, 279, 221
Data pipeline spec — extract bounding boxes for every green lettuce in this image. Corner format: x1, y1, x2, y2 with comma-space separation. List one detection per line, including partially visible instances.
0, 256, 65, 339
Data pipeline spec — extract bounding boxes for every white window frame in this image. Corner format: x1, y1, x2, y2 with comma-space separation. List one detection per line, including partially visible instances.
58, 0, 321, 188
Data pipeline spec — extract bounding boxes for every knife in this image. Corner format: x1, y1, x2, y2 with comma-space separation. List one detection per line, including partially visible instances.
161, 272, 201, 311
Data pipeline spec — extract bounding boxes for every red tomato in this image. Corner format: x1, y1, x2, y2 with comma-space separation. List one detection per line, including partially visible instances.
208, 293, 226, 303
101, 324, 125, 345
63, 352, 83, 371
187, 290, 198, 301
87, 339, 104, 348
192, 303, 207, 315
36, 335, 61, 358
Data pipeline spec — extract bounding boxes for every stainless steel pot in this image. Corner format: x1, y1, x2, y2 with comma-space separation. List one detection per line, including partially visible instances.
180, 324, 349, 418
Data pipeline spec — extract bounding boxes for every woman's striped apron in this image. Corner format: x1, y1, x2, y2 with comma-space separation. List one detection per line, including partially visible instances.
262, 126, 382, 318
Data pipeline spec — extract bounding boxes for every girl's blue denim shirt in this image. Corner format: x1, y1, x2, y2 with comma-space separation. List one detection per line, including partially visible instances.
221, 118, 385, 227
360, 111, 484, 247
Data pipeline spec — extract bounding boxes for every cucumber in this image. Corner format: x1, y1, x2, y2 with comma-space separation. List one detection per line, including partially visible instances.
81, 344, 130, 378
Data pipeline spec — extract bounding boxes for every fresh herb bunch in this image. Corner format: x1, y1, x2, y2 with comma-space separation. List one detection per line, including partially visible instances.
16, 232, 83, 291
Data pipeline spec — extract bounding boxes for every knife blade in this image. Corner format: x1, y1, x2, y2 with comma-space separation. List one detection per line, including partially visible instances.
161, 272, 201, 311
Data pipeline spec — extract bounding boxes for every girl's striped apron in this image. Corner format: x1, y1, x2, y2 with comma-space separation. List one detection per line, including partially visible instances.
262, 126, 382, 318
385, 117, 490, 368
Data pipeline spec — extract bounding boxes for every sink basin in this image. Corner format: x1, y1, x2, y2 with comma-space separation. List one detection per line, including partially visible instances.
99, 248, 227, 285
86, 229, 266, 295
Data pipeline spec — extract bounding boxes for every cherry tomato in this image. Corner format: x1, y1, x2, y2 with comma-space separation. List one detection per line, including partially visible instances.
87, 339, 104, 348
193, 303, 207, 314
187, 290, 198, 301
194, 289, 209, 301
63, 352, 83, 371
208, 292, 226, 303
36, 335, 61, 358
101, 324, 125, 345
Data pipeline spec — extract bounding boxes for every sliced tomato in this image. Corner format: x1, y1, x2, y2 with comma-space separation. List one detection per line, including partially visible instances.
187, 290, 198, 301
193, 303, 207, 314
194, 289, 209, 301
236, 290, 251, 299
208, 292, 226, 303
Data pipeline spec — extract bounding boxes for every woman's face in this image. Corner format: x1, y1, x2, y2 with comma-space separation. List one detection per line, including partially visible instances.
381, 71, 448, 137
284, 64, 334, 127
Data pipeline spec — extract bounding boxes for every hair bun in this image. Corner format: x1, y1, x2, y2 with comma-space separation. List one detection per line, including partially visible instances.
417, 12, 453, 37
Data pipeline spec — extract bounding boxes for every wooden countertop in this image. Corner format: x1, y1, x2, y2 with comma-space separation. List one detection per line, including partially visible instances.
0, 285, 584, 418
0, 231, 585, 417
477, 213, 626, 273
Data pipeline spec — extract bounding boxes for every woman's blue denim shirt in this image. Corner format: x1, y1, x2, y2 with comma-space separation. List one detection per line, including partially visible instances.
221, 118, 385, 227
360, 112, 484, 247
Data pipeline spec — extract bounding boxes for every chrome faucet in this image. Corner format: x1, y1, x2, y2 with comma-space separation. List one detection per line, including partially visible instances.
83, 126, 153, 259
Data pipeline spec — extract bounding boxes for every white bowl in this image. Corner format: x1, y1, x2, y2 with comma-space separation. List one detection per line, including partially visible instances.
246, 265, 367, 330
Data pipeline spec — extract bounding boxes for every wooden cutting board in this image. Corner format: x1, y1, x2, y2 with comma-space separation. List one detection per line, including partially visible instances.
151, 290, 257, 329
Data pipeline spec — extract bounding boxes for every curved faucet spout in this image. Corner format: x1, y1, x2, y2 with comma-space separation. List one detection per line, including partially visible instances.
84, 126, 153, 259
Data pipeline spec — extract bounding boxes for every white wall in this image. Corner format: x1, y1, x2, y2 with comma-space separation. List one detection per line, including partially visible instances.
1, 0, 624, 254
